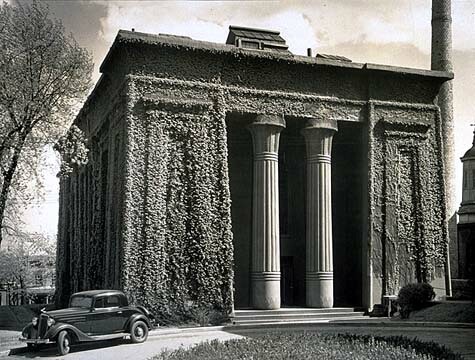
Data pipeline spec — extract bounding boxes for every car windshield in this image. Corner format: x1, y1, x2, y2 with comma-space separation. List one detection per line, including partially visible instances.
69, 295, 93, 308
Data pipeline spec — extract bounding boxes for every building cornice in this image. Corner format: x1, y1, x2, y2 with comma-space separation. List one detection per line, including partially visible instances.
100, 30, 453, 82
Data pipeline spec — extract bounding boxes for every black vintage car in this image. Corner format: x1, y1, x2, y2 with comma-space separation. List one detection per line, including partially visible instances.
20, 290, 154, 355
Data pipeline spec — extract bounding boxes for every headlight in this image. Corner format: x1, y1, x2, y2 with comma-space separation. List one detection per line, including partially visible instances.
32, 317, 38, 326
47, 317, 55, 327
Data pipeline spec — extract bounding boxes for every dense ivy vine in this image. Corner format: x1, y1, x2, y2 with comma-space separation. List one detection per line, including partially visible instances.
370, 107, 448, 295
122, 91, 233, 323
54, 124, 89, 177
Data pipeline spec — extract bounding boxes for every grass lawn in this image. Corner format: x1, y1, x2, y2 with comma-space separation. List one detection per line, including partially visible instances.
407, 302, 475, 323
153, 332, 462, 360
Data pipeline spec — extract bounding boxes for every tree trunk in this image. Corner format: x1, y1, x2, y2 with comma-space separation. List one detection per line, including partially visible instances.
0, 130, 29, 246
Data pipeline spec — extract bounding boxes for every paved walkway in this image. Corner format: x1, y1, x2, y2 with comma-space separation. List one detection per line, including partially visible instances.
0, 329, 243, 360
1, 322, 474, 359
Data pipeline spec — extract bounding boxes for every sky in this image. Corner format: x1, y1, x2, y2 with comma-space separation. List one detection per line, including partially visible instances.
20, 0, 475, 239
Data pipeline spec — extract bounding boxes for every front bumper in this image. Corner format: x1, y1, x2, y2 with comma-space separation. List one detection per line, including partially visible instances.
19, 338, 51, 345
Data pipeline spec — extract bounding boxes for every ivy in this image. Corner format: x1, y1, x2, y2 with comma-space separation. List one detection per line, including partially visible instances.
121, 89, 233, 323
54, 125, 89, 177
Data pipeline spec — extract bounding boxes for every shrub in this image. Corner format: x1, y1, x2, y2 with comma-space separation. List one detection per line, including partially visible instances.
152, 332, 463, 360
184, 304, 229, 327
398, 283, 435, 319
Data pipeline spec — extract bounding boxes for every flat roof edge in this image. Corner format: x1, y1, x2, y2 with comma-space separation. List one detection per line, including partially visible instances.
364, 63, 453, 80
100, 30, 453, 81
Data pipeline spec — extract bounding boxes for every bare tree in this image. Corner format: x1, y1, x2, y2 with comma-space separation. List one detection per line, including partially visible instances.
0, 231, 55, 304
0, 1, 93, 246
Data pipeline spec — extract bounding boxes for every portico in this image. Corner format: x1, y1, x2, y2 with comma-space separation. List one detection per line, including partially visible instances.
229, 113, 354, 310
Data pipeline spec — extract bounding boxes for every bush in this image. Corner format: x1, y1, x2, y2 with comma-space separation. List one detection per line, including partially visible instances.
152, 332, 462, 360
184, 304, 229, 327
398, 283, 435, 319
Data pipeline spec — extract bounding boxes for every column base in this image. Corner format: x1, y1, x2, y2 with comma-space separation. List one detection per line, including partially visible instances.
250, 272, 281, 309
306, 271, 333, 308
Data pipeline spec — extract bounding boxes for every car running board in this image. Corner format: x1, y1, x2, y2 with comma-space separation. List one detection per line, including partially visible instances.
86, 333, 129, 341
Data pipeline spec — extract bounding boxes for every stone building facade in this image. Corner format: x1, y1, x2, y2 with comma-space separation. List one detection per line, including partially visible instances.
56, 27, 452, 314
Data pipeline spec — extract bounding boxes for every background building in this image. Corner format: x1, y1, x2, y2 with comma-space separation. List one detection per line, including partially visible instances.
455, 129, 475, 297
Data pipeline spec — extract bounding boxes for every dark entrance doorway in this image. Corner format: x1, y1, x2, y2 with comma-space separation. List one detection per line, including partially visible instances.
332, 121, 366, 307
226, 113, 253, 308
278, 117, 306, 307
281, 256, 295, 305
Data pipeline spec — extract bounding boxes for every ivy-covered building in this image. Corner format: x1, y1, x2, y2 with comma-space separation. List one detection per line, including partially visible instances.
56, 26, 453, 316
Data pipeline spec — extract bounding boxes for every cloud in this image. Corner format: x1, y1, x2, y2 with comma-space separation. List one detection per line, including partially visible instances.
316, 40, 430, 69
98, 0, 472, 57
97, 1, 318, 55
453, 0, 475, 51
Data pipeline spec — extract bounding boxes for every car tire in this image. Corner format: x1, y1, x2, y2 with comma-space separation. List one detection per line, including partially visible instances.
27, 343, 39, 351
130, 320, 148, 343
57, 330, 71, 356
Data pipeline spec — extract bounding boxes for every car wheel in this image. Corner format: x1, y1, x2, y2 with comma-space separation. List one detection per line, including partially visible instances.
130, 320, 148, 343
27, 343, 38, 351
57, 330, 71, 356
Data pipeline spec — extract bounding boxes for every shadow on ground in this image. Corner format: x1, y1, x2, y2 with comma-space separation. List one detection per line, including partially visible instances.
8, 339, 131, 358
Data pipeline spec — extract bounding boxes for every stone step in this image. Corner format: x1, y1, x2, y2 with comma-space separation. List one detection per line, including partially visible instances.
233, 314, 367, 326
232, 307, 366, 326
234, 307, 358, 317
233, 311, 365, 322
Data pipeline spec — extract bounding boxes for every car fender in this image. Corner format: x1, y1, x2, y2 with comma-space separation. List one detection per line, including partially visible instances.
137, 306, 158, 326
136, 306, 152, 318
46, 323, 92, 342
21, 323, 35, 339
125, 314, 151, 332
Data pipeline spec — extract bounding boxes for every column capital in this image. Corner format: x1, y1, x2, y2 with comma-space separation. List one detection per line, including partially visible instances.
301, 118, 338, 132
248, 114, 285, 157
250, 114, 286, 128
301, 119, 338, 158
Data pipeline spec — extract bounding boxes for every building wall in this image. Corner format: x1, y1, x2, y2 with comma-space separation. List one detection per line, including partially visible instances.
368, 102, 447, 303
118, 76, 234, 318
56, 75, 128, 307
461, 159, 475, 205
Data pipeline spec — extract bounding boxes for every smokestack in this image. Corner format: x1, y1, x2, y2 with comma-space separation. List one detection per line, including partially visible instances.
431, 0, 453, 296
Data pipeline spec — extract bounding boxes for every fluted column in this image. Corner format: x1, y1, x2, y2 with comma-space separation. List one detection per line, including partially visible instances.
248, 114, 285, 310
302, 118, 338, 308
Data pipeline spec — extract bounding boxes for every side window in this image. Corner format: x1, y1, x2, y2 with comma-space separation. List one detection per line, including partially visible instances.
94, 297, 105, 309
106, 295, 120, 308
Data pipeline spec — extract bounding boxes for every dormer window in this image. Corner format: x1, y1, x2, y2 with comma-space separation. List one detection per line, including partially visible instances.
226, 25, 289, 52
